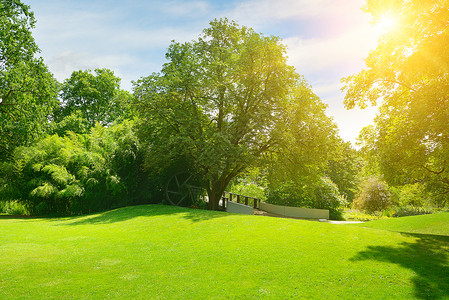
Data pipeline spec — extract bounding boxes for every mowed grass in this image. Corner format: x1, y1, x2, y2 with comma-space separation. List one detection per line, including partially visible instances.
0, 205, 448, 299
354, 212, 449, 236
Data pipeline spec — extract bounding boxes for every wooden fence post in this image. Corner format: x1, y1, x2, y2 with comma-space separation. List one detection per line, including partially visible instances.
237, 195, 240, 203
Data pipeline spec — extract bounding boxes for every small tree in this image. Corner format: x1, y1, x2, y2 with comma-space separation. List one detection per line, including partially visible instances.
354, 177, 392, 213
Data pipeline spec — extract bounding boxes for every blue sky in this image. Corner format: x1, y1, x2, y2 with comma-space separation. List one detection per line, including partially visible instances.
30, 0, 381, 144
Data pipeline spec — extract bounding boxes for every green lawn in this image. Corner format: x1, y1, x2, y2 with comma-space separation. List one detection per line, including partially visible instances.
0, 205, 448, 299
354, 212, 449, 236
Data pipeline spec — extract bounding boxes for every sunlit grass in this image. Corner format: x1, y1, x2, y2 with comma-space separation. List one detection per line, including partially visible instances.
354, 212, 449, 236
0, 205, 448, 299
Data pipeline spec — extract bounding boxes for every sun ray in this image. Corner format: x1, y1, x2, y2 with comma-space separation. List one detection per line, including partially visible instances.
374, 13, 399, 36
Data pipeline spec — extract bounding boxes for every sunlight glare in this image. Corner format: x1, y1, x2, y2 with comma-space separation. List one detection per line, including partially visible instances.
373, 13, 398, 37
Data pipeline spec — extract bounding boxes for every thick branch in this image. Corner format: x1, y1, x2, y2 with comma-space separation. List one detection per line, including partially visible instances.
422, 162, 446, 175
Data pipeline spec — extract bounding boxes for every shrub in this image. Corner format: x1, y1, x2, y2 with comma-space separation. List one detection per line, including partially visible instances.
396, 183, 430, 207
313, 177, 347, 220
354, 177, 393, 213
265, 181, 313, 208
0, 200, 28, 215
0, 120, 155, 216
343, 209, 389, 221
391, 206, 434, 217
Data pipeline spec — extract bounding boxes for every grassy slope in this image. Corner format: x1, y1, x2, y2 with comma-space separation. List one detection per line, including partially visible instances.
0, 205, 448, 299
354, 212, 449, 236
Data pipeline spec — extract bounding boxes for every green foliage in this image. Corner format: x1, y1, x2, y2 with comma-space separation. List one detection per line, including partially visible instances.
391, 206, 434, 218
50, 110, 90, 136
263, 80, 344, 213
267, 82, 340, 189
326, 142, 362, 201
0, 0, 59, 161
265, 177, 346, 220
228, 167, 266, 201
266, 181, 313, 208
228, 183, 265, 202
343, 209, 389, 221
313, 177, 347, 220
54, 68, 133, 128
354, 177, 393, 213
0, 120, 153, 215
0, 200, 28, 215
343, 0, 449, 201
393, 183, 429, 207
134, 18, 311, 210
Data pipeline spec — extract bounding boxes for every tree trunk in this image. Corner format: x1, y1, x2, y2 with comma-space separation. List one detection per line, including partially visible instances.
206, 176, 228, 211
206, 186, 224, 211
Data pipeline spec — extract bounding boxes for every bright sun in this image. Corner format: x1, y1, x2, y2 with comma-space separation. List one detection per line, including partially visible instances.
373, 13, 398, 36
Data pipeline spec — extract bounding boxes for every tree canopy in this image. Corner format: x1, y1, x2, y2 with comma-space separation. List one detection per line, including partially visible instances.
343, 0, 449, 205
134, 18, 339, 210
54, 68, 133, 129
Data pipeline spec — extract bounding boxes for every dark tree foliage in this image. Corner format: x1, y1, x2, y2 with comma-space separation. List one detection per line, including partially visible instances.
0, 121, 154, 215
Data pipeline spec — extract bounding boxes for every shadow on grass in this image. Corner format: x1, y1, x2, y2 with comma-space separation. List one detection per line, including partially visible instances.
351, 233, 449, 299
61, 204, 229, 225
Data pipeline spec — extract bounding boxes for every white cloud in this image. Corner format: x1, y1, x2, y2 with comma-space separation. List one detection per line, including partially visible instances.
227, 0, 367, 29
46, 51, 135, 80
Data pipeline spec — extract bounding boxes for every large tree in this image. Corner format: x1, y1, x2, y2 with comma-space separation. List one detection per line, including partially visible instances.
342, 0, 449, 204
0, 0, 58, 160
134, 19, 335, 210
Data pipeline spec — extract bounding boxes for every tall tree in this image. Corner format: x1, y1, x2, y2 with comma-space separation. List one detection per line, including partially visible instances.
55, 68, 133, 128
0, 0, 58, 160
342, 0, 449, 204
134, 19, 325, 210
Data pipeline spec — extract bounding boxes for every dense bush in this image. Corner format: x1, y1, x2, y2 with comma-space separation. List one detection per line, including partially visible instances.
392, 183, 431, 207
265, 181, 313, 208
0, 121, 155, 215
354, 177, 393, 213
313, 177, 347, 220
265, 177, 346, 220
0, 200, 28, 215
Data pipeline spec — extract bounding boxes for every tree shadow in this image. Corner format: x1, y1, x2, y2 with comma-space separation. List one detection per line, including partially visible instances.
351, 232, 449, 299
59, 204, 228, 226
